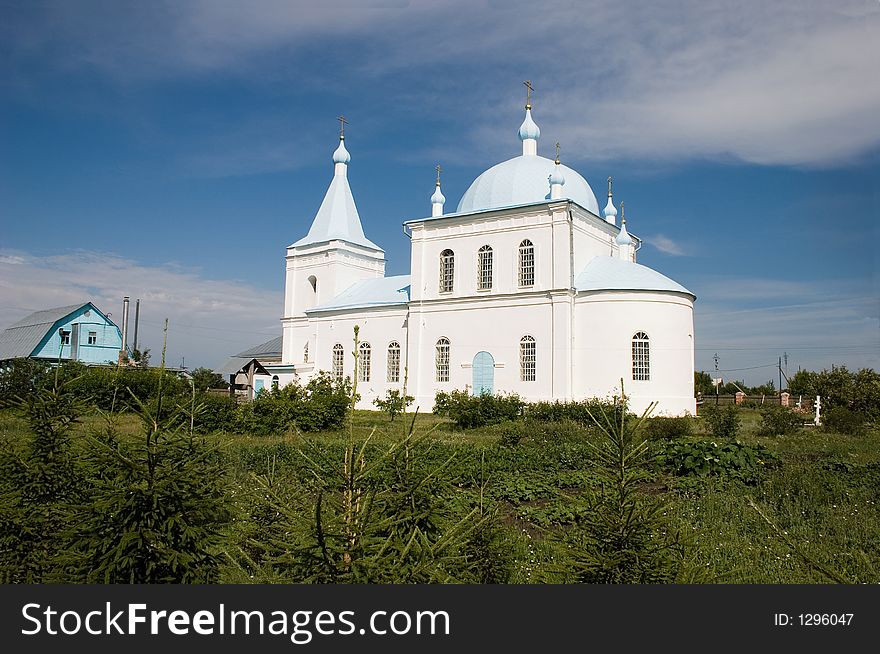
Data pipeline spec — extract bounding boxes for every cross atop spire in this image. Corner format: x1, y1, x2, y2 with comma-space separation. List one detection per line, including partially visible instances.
435, 163, 442, 187
523, 80, 534, 109
337, 114, 349, 139
620, 200, 625, 224
607, 176, 613, 197
555, 141, 560, 165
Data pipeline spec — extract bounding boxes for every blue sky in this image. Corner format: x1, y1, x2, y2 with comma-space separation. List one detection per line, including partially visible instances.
1, 0, 878, 384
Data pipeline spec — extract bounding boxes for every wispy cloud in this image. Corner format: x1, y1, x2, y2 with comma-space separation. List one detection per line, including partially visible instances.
691, 274, 879, 381
0, 249, 282, 368
3, 1, 878, 169
647, 234, 686, 256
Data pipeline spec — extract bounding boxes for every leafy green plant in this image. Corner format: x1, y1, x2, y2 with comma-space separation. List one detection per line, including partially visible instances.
373, 389, 414, 422
703, 405, 741, 439
657, 440, 774, 483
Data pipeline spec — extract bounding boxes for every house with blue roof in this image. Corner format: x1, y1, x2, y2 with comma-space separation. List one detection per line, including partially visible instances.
241, 90, 696, 415
0, 302, 123, 367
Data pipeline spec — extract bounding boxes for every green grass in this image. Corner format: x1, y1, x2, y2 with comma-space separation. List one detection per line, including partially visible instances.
1, 406, 877, 583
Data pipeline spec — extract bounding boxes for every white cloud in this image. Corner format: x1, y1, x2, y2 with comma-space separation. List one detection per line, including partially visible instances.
647, 234, 686, 256
0, 250, 282, 369
3, 1, 879, 167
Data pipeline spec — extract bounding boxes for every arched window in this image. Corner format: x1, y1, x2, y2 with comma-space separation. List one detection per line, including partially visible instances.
332, 344, 344, 381
435, 337, 450, 382
271, 375, 279, 390
387, 341, 401, 383
520, 335, 536, 382
358, 342, 371, 382
439, 249, 455, 293
477, 245, 493, 290
303, 342, 309, 363
632, 332, 650, 381
308, 275, 318, 293
518, 239, 534, 287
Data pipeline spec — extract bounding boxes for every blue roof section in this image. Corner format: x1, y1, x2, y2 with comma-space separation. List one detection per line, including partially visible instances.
457, 154, 599, 215
576, 256, 695, 298
307, 275, 411, 313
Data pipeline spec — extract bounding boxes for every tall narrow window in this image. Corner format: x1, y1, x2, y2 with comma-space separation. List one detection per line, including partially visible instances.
632, 332, 650, 381
435, 337, 450, 382
303, 342, 309, 363
520, 335, 536, 382
439, 249, 455, 293
308, 275, 317, 293
518, 239, 535, 287
332, 344, 344, 381
477, 245, 493, 290
358, 342, 371, 382
387, 341, 401, 383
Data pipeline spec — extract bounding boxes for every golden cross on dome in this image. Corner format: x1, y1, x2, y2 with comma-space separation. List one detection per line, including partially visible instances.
555, 142, 560, 164
607, 176, 613, 197
620, 200, 625, 223
435, 163, 442, 186
337, 114, 349, 138
523, 80, 534, 109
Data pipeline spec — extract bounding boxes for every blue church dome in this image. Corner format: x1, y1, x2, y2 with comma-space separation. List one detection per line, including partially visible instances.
457, 155, 600, 215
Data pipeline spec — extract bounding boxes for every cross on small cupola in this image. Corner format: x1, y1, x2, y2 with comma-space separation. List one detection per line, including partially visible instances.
523, 80, 534, 110
337, 114, 349, 139
603, 175, 618, 225
518, 80, 541, 154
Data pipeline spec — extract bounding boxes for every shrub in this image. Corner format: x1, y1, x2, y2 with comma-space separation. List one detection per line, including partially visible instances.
373, 389, 414, 422
433, 389, 524, 429
757, 405, 803, 436
644, 416, 693, 440
228, 372, 352, 435
191, 393, 239, 433
657, 439, 774, 483
789, 366, 880, 420
0, 359, 53, 406
562, 390, 687, 583
703, 405, 740, 439
822, 406, 869, 436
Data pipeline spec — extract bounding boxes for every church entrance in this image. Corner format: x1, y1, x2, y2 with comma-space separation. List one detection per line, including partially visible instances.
472, 351, 494, 396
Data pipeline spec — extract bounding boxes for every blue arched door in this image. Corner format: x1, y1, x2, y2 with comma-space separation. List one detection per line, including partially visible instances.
472, 351, 494, 396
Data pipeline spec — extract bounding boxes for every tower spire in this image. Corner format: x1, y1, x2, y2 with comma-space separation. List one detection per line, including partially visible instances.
603, 175, 618, 225
616, 199, 633, 260
549, 142, 565, 199
431, 163, 446, 217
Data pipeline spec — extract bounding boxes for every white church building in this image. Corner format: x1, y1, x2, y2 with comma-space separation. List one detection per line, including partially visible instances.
254, 98, 696, 416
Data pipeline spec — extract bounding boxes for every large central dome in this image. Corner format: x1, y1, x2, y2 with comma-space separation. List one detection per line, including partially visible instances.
456, 105, 600, 215
457, 154, 599, 214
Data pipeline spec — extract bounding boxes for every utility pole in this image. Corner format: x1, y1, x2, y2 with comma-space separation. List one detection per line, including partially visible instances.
714, 352, 720, 406
778, 356, 783, 397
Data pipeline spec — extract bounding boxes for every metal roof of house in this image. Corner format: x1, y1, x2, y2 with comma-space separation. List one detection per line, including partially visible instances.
234, 335, 283, 359
0, 302, 101, 361
216, 336, 283, 377
575, 256, 694, 298
306, 275, 411, 313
